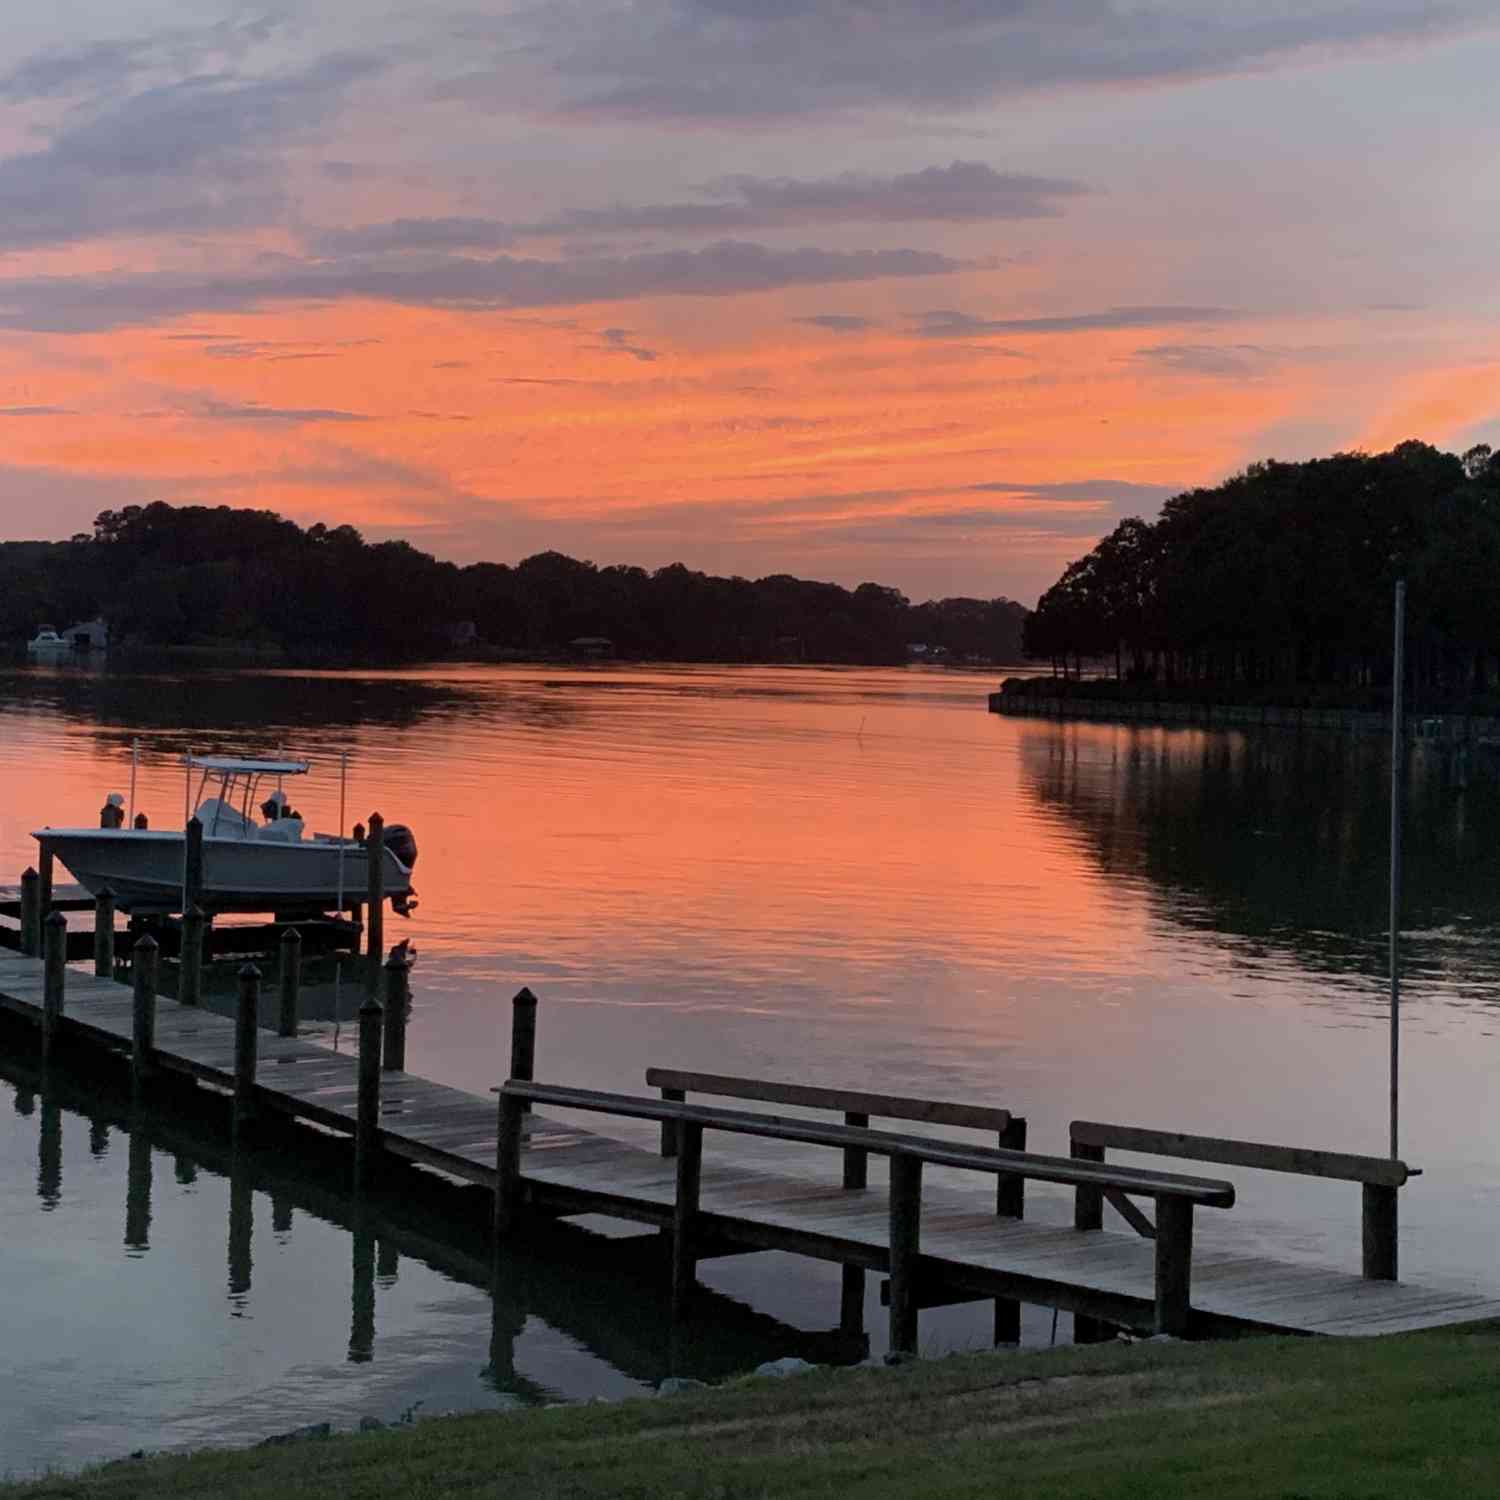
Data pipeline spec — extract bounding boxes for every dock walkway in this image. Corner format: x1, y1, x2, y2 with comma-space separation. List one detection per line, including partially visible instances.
5, 948, 1500, 1345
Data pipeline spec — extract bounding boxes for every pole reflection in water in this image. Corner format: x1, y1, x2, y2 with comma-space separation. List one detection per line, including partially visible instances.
38, 1090, 61, 1209
272, 1193, 293, 1237
174, 1152, 197, 1187
125, 1115, 152, 1252
349, 1212, 376, 1363
227, 1156, 253, 1305
89, 1114, 110, 1158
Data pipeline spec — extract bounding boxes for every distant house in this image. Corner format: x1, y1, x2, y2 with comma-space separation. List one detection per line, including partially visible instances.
61, 618, 108, 651
568, 636, 615, 658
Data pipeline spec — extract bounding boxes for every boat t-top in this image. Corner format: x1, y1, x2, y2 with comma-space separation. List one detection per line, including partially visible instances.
34, 754, 418, 918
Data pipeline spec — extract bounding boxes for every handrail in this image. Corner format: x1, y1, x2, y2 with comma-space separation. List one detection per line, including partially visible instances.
644, 1067, 1015, 1134
1070, 1121, 1412, 1187
503, 1082, 1235, 1206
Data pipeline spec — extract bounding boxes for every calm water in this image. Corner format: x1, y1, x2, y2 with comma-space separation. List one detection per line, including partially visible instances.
5, 662, 1500, 1473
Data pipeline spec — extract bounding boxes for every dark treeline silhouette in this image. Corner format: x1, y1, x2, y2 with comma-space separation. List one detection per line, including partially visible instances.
1, 502, 1028, 666
1021, 441, 1500, 704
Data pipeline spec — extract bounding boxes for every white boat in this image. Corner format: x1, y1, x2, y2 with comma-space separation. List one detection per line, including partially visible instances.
34, 755, 418, 917
26, 625, 72, 656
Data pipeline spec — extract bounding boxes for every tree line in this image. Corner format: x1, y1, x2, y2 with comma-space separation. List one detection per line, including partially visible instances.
1022, 441, 1500, 703
1, 501, 1028, 666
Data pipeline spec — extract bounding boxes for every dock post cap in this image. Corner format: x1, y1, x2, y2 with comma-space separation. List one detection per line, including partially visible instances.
359, 995, 383, 1016
512, 987, 538, 1006
132, 932, 159, 952
44, 908, 66, 927
237, 962, 261, 979
21, 865, 37, 879
97, 884, 114, 898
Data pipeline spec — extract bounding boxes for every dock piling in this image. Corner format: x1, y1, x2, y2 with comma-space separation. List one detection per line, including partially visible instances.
842, 1111, 870, 1189
994, 1117, 1027, 1344
1362, 1184, 1398, 1281
494, 1087, 525, 1241
1072, 1138, 1105, 1231
184, 817, 204, 911
509, 987, 538, 1110
38, 842, 54, 919
355, 996, 383, 1190
41, 909, 66, 1063
131, 934, 158, 1095
278, 928, 301, 1038
93, 887, 115, 978
365, 814, 384, 996
19, 866, 39, 957
888, 1152, 923, 1357
234, 964, 259, 1142
179, 906, 205, 1007
1153, 1196, 1194, 1336
671, 1120, 704, 1315
381, 947, 410, 1071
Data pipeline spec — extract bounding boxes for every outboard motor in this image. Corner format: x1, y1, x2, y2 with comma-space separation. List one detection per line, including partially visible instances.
385, 822, 419, 917
384, 824, 418, 871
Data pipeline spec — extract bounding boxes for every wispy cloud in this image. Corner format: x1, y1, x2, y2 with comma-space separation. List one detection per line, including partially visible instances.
798, 314, 875, 333
916, 306, 1242, 338
200, 401, 370, 424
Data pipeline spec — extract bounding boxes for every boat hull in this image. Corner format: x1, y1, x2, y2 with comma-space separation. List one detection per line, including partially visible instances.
36, 830, 412, 916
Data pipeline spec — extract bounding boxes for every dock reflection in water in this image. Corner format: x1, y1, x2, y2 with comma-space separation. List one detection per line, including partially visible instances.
0, 1043, 870, 1475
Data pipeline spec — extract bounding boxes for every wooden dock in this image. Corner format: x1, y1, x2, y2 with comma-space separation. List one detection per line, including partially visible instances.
6, 935, 1500, 1353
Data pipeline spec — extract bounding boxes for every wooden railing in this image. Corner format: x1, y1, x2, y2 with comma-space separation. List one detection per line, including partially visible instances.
1069, 1121, 1416, 1280
496, 1081, 1234, 1344
644, 1066, 1027, 1214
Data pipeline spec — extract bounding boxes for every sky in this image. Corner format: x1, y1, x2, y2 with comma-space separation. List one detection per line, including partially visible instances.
0, 2, 1497, 605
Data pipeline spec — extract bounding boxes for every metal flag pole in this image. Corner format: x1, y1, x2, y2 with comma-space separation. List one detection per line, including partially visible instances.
1389, 579, 1406, 1161
128, 738, 139, 827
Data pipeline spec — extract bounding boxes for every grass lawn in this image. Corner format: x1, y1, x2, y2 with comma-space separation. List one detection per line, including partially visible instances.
9, 1326, 1500, 1499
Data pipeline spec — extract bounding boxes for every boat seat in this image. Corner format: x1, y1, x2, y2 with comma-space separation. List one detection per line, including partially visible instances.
196, 797, 254, 837
257, 817, 305, 843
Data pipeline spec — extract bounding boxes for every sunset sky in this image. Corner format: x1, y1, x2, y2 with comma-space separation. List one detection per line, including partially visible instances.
0, 3, 1497, 604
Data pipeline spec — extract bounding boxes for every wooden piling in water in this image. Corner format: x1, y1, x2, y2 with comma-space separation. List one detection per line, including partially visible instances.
41, 910, 67, 1064
381, 948, 409, 1071
1153, 1196, 1194, 1337
93, 887, 115, 978
278, 928, 302, 1038
178, 906, 205, 1007
1363, 1184, 1398, 1281
494, 1087, 525, 1241
887, 1152, 923, 1357
19, 866, 40, 957
131, 934, 158, 1096
234, 964, 259, 1142
355, 995, 383, 1190
38, 842, 54, 919
671, 1120, 704, 1315
509, 987, 538, 1109
184, 816, 204, 912
994, 1116, 1027, 1344
365, 814, 384, 996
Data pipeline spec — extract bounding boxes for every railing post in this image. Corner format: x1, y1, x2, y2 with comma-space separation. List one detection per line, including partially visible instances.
672, 1120, 704, 1316
509, 987, 537, 1109
1362, 1184, 1398, 1281
278, 927, 301, 1038
1153, 1196, 1194, 1336
1073, 1137, 1104, 1231
364, 814, 385, 996
234, 964, 259, 1142
381, 948, 410, 1071
131, 934, 158, 1097
41, 910, 66, 1064
184, 816, 204, 912
658, 1086, 685, 1157
843, 1111, 870, 1189
93, 887, 115, 978
19, 866, 40, 957
355, 995, 383, 1190
494, 1087, 525, 1241
178, 906, 205, 1008
888, 1152, 923, 1357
